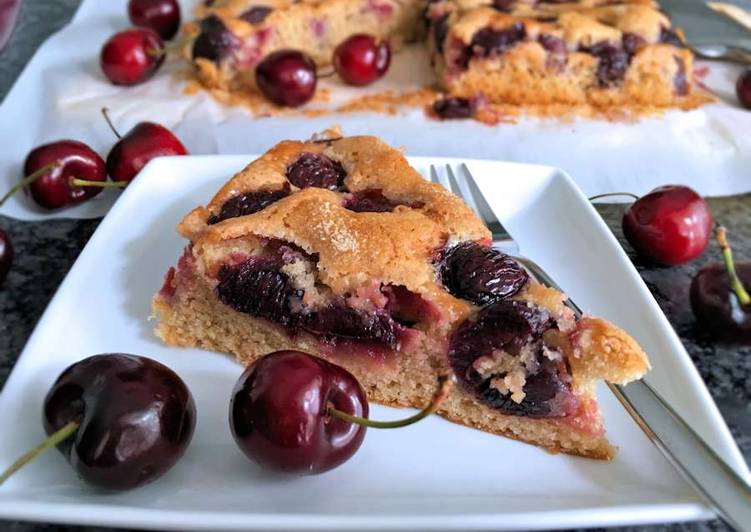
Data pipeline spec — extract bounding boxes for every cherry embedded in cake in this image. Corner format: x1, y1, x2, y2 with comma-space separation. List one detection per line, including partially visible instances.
153, 131, 650, 458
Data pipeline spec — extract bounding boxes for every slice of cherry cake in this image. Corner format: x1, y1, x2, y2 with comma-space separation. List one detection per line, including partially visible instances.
153, 131, 650, 458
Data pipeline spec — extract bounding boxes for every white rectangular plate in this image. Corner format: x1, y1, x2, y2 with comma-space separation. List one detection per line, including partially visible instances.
0, 156, 746, 531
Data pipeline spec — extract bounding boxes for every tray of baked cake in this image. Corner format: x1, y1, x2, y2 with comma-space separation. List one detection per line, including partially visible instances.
0, 0, 749, 221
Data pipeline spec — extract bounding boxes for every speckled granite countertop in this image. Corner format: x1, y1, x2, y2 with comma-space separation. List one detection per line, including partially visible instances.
0, 1, 749, 531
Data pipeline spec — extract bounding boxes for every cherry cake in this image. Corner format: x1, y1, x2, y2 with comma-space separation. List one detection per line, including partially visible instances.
184, 0, 707, 110
427, 0, 706, 108
185, 0, 424, 92
153, 131, 650, 458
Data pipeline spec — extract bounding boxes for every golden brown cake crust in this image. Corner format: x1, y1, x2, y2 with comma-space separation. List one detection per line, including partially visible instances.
154, 132, 650, 459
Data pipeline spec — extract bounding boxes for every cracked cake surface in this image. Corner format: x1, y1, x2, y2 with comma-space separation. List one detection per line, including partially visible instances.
153, 130, 651, 458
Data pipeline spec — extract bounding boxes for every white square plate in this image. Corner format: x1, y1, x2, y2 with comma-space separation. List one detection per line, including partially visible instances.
0, 156, 746, 531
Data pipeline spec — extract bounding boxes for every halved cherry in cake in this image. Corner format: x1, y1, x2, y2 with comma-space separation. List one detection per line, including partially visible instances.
286, 152, 346, 190
438, 242, 528, 305
208, 184, 291, 224
230, 350, 453, 474
586, 41, 630, 87
343, 189, 423, 213
192, 15, 239, 62
214, 240, 441, 355
449, 300, 578, 417
432, 97, 475, 119
217, 256, 302, 327
469, 24, 526, 58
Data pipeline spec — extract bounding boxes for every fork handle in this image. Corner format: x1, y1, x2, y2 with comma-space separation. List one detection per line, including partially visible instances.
725, 46, 751, 65
610, 380, 751, 532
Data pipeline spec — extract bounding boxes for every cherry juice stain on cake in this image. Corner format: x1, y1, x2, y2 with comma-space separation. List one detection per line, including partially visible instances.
159, 245, 196, 299
309, 17, 327, 38
363, 0, 395, 18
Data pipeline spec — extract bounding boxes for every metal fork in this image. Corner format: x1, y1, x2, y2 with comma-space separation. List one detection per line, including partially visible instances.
429, 163, 751, 532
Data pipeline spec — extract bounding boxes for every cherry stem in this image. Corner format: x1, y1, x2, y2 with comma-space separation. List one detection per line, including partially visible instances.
70, 178, 127, 188
0, 421, 79, 486
328, 374, 454, 429
101, 107, 121, 139
716, 226, 751, 307
317, 68, 336, 79
588, 192, 640, 202
0, 162, 61, 207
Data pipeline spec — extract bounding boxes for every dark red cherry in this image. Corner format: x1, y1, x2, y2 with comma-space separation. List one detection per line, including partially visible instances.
105, 116, 188, 183
216, 257, 301, 327
691, 261, 751, 343
230, 351, 367, 474
737, 70, 751, 110
439, 241, 528, 305
42, 354, 196, 490
23, 140, 106, 209
208, 184, 291, 224
100, 28, 165, 86
0, 229, 12, 285
622, 185, 713, 266
333, 34, 390, 86
192, 15, 238, 63
256, 50, 317, 107
128, 0, 181, 40
448, 300, 576, 417
285, 152, 346, 190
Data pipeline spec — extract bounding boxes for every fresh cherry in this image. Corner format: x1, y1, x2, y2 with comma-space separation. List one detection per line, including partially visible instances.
737, 70, 751, 110
256, 50, 317, 107
622, 185, 713, 266
100, 28, 165, 86
0, 229, 12, 285
0, 354, 196, 490
230, 351, 452, 475
102, 109, 188, 183
690, 227, 751, 344
128, 0, 181, 40
9, 140, 107, 210
333, 34, 390, 86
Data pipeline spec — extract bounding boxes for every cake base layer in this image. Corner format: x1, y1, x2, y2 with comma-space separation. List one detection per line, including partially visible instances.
153, 268, 616, 459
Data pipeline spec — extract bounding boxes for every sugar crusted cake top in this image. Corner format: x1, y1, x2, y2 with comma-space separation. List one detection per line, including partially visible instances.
179, 132, 489, 309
